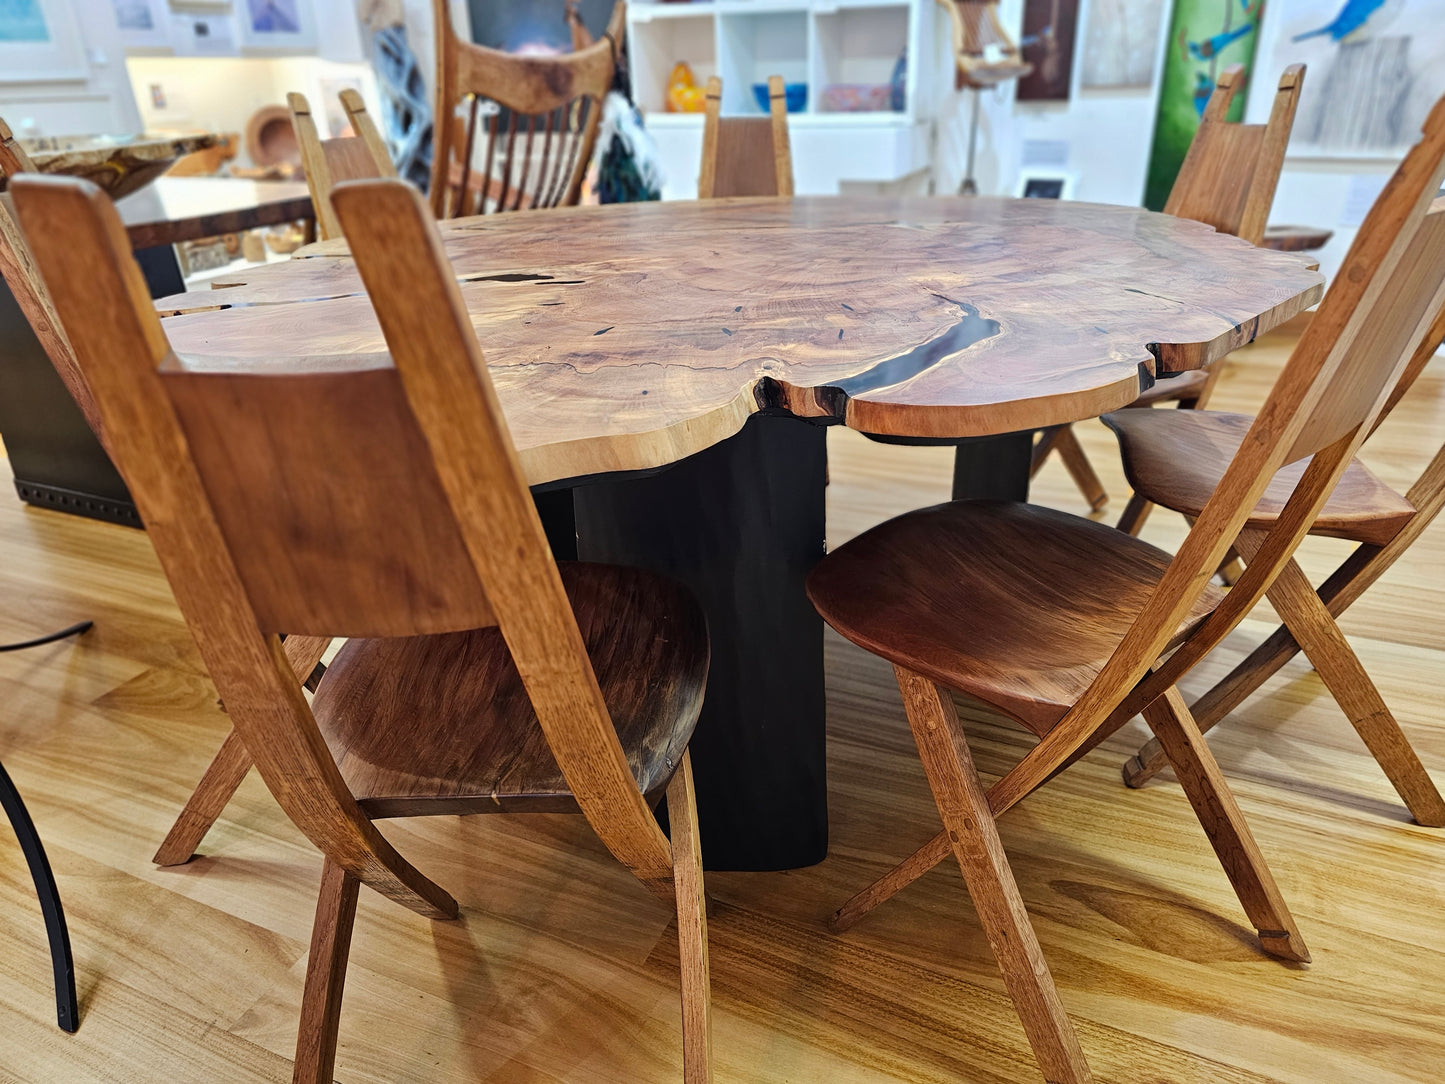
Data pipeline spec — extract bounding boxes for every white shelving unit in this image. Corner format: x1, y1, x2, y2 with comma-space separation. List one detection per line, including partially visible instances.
628, 0, 934, 199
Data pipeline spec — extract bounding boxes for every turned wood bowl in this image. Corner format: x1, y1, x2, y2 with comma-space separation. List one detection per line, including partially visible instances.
7, 133, 219, 200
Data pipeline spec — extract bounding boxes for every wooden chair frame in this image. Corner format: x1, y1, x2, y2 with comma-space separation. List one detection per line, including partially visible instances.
14, 173, 712, 1083
428, 0, 624, 218
698, 75, 794, 199
937, 0, 1032, 89
824, 98, 1445, 1037
289, 89, 396, 240
1119, 299, 1445, 826
1041, 64, 1305, 514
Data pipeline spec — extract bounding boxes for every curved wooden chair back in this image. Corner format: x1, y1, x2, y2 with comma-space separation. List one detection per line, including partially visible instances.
990, 99, 1445, 811
936, 0, 1031, 89
428, 0, 624, 218
0, 117, 103, 437
289, 90, 397, 240
699, 75, 794, 199
1166, 64, 1305, 245
12, 174, 678, 918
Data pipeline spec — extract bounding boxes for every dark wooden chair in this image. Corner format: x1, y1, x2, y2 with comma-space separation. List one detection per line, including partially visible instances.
289, 89, 396, 240
806, 98, 1445, 1082
1036, 64, 1305, 515
428, 0, 624, 218
14, 173, 713, 1084
698, 75, 794, 199
1109, 257, 1445, 826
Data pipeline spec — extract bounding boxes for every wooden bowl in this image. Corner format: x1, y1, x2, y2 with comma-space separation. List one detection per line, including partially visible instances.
11, 133, 219, 199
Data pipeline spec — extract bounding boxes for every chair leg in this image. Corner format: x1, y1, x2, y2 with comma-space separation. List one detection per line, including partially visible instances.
894, 666, 1092, 1083
1052, 426, 1108, 513
293, 857, 360, 1084
667, 751, 713, 1083
1141, 687, 1310, 963
0, 761, 79, 1033
1259, 558, 1445, 826
153, 726, 254, 866
1030, 426, 1065, 478
829, 829, 950, 934
1116, 492, 1152, 536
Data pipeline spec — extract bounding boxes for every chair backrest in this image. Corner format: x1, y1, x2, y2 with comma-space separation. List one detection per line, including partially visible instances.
12, 174, 677, 910
428, 0, 624, 218
698, 75, 794, 199
1004, 97, 1445, 800
1165, 64, 1304, 245
0, 116, 103, 437
289, 90, 397, 240
937, 0, 1031, 90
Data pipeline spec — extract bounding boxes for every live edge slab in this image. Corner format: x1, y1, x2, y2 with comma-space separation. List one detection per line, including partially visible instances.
153, 195, 1324, 870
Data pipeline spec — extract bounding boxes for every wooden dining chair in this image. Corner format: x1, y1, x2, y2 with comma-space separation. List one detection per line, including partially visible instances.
807, 98, 1445, 1082
428, 0, 624, 218
14, 172, 714, 1084
1110, 255, 1445, 826
698, 75, 794, 199
288, 89, 396, 240
1035, 64, 1305, 515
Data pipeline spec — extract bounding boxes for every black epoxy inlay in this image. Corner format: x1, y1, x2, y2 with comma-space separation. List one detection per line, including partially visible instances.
832, 296, 1000, 396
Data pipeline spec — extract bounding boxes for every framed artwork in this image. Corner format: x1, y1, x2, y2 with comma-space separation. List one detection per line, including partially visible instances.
1253, 0, 1445, 158
113, 0, 170, 48
1143, 0, 1267, 211
1017, 0, 1081, 102
237, 0, 315, 51
1016, 170, 1077, 199
1080, 0, 1167, 89
0, 0, 86, 81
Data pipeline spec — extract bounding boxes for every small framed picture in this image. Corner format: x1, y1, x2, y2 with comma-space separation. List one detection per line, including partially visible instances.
1016, 171, 1076, 200
236, 0, 315, 52
0, 0, 86, 82
113, 0, 170, 49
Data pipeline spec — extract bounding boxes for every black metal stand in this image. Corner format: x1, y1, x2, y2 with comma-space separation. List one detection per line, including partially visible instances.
0, 619, 90, 1033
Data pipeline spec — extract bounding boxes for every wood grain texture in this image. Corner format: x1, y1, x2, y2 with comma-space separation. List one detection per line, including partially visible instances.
1106, 409, 1417, 546
289, 92, 395, 241
2, 315, 1444, 1082
806, 501, 1224, 736
291, 857, 359, 1084
666, 751, 714, 1084
311, 563, 707, 817
150, 195, 1323, 486
699, 76, 794, 199
2, 132, 217, 200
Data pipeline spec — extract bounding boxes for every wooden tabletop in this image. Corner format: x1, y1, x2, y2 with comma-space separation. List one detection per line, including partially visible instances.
118, 177, 313, 249
154, 195, 1324, 487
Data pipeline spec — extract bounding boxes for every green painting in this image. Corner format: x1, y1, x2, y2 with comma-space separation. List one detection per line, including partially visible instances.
1144, 0, 1267, 211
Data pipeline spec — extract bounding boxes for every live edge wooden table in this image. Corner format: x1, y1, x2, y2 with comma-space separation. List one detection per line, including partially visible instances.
152, 195, 1324, 871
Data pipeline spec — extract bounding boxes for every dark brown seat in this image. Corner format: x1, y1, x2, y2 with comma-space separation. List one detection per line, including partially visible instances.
1129, 367, 1210, 408
808, 501, 1222, 736
1106, 408, 1416, 546
318, 563, 707, 817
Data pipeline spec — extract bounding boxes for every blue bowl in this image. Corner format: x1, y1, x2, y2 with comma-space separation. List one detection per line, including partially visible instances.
753, 82, 807, 114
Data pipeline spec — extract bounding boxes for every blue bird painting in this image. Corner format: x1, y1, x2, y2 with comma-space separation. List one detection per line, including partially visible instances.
1184, 22, 1255, 62
1293, 0, 1404, 44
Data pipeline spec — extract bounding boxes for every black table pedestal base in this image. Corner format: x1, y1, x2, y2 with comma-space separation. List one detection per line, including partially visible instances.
573, 413, 830, 872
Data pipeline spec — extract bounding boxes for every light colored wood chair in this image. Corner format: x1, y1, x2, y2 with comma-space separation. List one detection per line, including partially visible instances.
698, 75, 794, 199
937, 0, 1032, 89
1036, 64, 1305, 515
288, 89, 396, 240
428, 0, 624, 218
806, 100, 1445, 1083
1110, 270, 1445, 826
13, 172, 714, 1084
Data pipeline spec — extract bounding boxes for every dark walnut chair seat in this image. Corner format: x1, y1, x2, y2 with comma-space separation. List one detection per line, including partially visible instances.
316, 563, 708, 818
1106, 408, 1416, 546
807, 501, 1223, 736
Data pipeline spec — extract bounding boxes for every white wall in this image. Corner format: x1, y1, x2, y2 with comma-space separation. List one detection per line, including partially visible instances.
934, 0, 1417, 283
0, 0, 143, 137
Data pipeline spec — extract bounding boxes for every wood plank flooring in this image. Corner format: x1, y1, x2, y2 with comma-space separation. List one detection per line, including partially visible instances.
1, 318, 1442, 1082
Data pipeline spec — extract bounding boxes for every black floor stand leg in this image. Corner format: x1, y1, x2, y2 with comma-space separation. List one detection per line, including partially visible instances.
0, 760, 78, 1032
0, 618, 90, 1032
951, 430, 1035, 502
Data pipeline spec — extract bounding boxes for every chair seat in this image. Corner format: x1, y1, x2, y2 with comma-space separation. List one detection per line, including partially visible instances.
1104, 409, 1416, 546
311, 563, 709, 818
806, 501, 1223, 736
1129, 367, 1211, 408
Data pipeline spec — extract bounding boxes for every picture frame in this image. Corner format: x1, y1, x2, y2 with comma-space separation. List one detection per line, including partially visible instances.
113, 0, 171, 49
235, 0, 316, 52
1016, 170, 1077, 200
0, 0, 87, 82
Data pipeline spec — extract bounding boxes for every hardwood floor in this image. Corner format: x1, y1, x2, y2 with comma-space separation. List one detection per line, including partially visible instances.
1, 318, 1442, 1082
